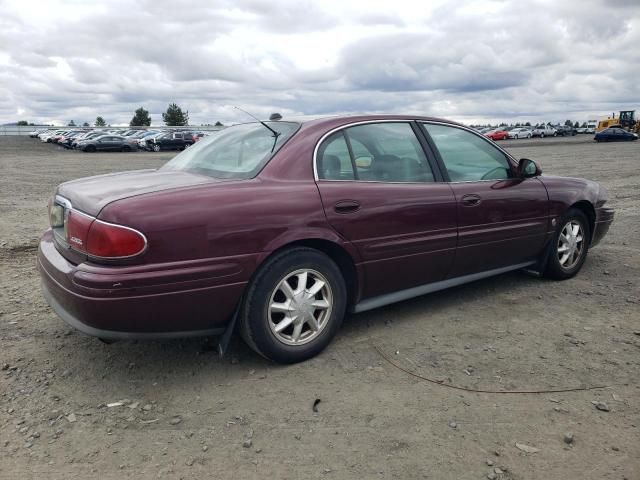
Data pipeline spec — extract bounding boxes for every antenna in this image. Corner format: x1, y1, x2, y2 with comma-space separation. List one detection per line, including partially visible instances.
233, 106, 279, 138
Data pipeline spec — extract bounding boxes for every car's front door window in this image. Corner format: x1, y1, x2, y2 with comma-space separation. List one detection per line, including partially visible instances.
422, 123, 512, 182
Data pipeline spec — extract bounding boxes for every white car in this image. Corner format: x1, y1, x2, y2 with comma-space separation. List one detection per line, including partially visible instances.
507, 128, 532, 139
138, 132, 164, 150
532, 125, 557, 138
39, 130, 67, 142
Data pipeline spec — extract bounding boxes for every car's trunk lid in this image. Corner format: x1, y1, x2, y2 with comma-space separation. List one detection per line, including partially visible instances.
56, 169, 217, 216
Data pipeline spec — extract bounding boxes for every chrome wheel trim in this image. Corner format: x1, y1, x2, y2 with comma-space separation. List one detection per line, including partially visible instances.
267, 268, 333, 346
557, 220, 585, 269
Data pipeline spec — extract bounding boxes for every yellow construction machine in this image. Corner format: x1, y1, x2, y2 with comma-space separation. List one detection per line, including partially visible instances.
596, 110, 640, 133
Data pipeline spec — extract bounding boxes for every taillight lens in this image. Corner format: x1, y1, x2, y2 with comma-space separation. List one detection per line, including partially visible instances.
65, 210, 93, 252
50, 196, 147, 259
86, 221, 147, 258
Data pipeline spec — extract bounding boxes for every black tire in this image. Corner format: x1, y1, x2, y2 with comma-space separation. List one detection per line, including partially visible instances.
121, 145, 131, 152
540, 133, 545, 138
153, 144, 161, 152
239, 247, 347, 363
544, 208, 590, 280
85, 145, 96, 152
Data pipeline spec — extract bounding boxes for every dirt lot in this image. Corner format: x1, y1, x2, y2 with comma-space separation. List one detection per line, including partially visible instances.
1, 135, 638, 480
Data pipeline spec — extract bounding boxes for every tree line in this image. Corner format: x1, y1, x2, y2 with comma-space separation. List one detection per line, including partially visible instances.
16, 103, 225, 128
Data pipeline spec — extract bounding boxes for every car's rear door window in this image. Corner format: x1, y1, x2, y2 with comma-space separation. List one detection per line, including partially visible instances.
345, 123, 434, 182
317, 132, 355, 180
318, 122, 437, 183
422, 123, 513, 182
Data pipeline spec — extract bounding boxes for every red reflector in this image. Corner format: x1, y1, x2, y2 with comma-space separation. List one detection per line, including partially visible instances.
86, 221, 146, 258
65, 210, 93, 252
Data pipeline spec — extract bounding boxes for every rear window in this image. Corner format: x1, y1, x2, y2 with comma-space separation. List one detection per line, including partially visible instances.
161, 122, 300, 179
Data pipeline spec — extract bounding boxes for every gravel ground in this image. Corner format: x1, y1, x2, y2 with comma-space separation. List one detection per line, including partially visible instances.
1, 135, 639, 480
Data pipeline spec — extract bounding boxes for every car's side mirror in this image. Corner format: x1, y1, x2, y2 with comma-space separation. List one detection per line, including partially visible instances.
518, 158, 542, 178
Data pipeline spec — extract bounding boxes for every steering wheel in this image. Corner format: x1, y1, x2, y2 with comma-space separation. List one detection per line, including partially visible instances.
481, 167, 506, 180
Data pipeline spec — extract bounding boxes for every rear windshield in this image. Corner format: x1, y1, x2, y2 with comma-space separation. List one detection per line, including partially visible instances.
161, 122, 300, 179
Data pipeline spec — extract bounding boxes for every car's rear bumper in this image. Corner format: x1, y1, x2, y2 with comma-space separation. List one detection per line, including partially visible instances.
592, 207, 614, 247
37, 229, 247, 340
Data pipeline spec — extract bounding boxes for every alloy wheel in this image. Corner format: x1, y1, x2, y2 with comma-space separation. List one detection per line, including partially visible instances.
557, 220, 585, 269
268, 268, 333, 346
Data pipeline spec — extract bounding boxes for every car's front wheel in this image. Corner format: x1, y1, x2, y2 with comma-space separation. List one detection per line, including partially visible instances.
544, 208, 590, 280
240, 247, 347, 363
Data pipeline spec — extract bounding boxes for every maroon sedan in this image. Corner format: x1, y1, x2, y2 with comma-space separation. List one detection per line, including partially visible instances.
38, 115, 614, 363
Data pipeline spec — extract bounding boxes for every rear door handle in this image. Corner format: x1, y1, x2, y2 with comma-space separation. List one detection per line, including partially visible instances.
461, 194, 481, 207
334, 200, 361, 214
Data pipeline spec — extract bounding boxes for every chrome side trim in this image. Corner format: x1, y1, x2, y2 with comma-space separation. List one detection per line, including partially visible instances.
352, 261, 535, 313
418, 120, 519, 165
54, 195, 72, 209
312, 119, 416, 181
312, 119, 519, 183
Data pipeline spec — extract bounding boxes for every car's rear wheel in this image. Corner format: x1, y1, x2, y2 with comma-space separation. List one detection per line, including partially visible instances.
544, 208, 590, 280
239, 247, 347, 363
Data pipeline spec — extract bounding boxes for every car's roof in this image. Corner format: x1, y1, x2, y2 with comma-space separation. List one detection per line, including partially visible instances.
272, 114, 467, 136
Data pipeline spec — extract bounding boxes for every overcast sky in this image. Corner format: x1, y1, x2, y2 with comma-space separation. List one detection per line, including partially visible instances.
0, 0, 638, 126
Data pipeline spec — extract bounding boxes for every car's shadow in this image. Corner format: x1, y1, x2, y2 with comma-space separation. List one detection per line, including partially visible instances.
54, 268, 547, 383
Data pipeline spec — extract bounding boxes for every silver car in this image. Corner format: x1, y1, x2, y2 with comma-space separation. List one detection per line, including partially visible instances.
507, 127, 532, 139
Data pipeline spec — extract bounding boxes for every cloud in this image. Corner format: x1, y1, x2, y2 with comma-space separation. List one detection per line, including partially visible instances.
0, 0, 638, 126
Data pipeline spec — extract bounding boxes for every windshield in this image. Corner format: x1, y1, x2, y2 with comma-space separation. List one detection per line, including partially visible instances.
161, 121, 300, 179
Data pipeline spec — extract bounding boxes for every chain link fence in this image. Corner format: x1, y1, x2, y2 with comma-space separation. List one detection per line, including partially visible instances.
0, 125, 225, 136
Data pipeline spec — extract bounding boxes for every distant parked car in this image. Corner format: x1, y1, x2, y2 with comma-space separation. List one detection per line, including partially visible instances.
146, 131, 194, 151
29, 129, 48, 138
532, 125, 557, 138
40, 130, 67, 142
555, 125, 577, 136
192, 132, 207, 143
137, 131, 164, 150
485, 129, 509, 141
594, 128, 638, 142
507, 128, 532, 139
60, 131, 88, 149
79, 135, 138, 152
72, 131, 107, 149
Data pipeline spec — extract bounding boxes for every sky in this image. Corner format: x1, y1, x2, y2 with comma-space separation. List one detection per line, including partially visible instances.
0, 0, 638, 126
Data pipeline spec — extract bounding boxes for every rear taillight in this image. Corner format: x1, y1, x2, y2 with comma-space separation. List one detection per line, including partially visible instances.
86, 221, 147, 258
65, 210, 94, 252
52, 198, 147, 259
